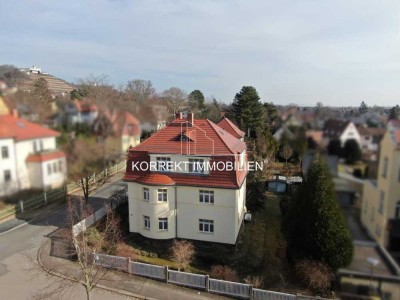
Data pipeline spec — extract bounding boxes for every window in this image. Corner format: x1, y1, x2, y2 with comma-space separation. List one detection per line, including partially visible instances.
156, 157, 171, 171
143, 216, 150, 229
58, 160, 63, 173
157, 189, 167, 202
189, 158, 205, 174
53, 162, 57, 173
33, 141, 38, 153
4, 170, 11, 182
382, 157, 388, 178
199, 190, 214, 204
143, 188, 150, 201
199, 219, 214, 233
47, 164, 52, 175
39, 140, 44, 151
158, 218, 168, 230
1, 146, 9, 159
395, 202, 400, 219
378, 191, 384, 214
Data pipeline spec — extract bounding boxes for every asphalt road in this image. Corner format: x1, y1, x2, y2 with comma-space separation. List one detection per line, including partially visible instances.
0, 180, 128, 299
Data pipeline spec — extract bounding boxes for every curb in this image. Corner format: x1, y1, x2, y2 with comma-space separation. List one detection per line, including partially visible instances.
37, 242, 157, 300
0, 200, 66, 237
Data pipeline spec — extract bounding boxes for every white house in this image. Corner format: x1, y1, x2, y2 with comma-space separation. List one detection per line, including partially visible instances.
0, 113, 66, 196
322, 119, 361, 147
65, 99, 99, 125
124, 113, 248, 245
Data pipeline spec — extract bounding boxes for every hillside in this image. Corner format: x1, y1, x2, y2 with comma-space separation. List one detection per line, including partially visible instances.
19, 73, 74, 96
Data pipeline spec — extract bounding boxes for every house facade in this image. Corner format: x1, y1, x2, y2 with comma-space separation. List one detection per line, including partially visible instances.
0, 113, 66, 196
65, 99, 98, 125
124, 113, 248, 245
323, 119, 361, 147
361, 120, 400, 250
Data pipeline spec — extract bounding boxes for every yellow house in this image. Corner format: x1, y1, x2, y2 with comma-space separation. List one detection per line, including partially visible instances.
361, 120, 400, 250
0, 96, 10, 115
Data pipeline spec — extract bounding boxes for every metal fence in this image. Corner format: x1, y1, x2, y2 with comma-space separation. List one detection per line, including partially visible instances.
209, 278, 251, 298
0, 187, 66, 221
254, 289, 296, 300
131, 261, 166, 280
91, 254, 330, 300
168, 270, 207, 289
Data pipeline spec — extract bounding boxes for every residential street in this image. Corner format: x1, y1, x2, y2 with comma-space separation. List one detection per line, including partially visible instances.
0, 179, 227, 300
0, 179, 132, 299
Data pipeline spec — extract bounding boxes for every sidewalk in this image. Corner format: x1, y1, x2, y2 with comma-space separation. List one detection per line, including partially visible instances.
39, 240, 228, 300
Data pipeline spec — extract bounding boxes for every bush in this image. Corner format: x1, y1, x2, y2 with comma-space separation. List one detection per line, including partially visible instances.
244, 276, 264, 288
210, 265, 239, 282
115, 243, 137, 261
295, 260, 334, 293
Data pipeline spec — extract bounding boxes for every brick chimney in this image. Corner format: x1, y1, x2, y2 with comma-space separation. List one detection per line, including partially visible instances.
176, 112, 183, 119
187, 112, 194, 124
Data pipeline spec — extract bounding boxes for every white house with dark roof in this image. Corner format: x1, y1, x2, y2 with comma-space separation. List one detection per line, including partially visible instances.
323, 119, 361, 147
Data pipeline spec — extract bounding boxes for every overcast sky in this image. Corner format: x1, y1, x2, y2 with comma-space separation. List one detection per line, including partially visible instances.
0, 0, 399, 106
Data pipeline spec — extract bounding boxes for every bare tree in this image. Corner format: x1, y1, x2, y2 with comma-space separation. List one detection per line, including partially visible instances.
125, 79, 155, 103
279, 144, 293, 166
162, 87, 187, 115
244, 275, 264, 288
170, 239, 195, 271
210, 265, 239, 281
30, 196, 122, 300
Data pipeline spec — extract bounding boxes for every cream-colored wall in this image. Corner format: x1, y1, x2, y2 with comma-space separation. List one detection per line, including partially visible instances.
0, 138, 18, 196
361, 131, 400, 247
127, 182, 244, 244
15, 137, 57, 190
121, 135, 140, 153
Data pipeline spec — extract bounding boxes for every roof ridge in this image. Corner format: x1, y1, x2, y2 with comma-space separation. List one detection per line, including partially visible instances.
207, 119, 241, 154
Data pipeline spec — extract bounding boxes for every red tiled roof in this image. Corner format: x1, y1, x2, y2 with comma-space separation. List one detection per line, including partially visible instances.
101, 110, 141, 137
0, 115, 60, 141
136, 173, 175, 186
75, 100, 98, 112
124, 116, 248, 189
132, 118, 246, 155
26, 150, 65, 163
217, 118, 245, 139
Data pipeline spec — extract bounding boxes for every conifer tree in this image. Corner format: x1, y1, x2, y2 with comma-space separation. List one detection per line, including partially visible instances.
285, 154, 353, 271
232, 86, 264, 137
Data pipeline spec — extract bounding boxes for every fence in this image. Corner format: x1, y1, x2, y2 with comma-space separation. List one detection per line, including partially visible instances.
0, 160, 126, 222
0, 187, 66, 221
93, 253, 328, 300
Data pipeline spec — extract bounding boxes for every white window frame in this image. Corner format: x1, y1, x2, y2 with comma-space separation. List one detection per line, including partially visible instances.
199, 219, 214, 233
199, 190, 214, 204
156, 157, 171, 172
143, 188, 150, 201
158, 217, 168, 230
144, 216, 150, 229
189, 158, 205, 174
157, 189, 167, 202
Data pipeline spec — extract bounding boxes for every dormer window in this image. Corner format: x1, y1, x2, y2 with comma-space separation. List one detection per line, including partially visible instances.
189, 158, 204, 174
156, 157, 171, 171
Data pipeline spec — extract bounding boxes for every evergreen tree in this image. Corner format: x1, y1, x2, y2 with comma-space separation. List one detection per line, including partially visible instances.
327, 139, 342, 156
33, 78, 53, 103
188, 89, 206, 116
343, 139, 361, 164
263, 102, 279, 129
285, 155, 353, 271
232, 86, 264, 137
389, 105, 400, 120
359, 101, 368, 114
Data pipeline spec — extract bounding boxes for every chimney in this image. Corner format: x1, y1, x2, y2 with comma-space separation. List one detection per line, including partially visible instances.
176, 112, 182, 119
187, 112, 194, 124
12, 109, 18, 118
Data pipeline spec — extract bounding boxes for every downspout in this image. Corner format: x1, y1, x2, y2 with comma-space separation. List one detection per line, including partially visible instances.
174, 186, 178, 238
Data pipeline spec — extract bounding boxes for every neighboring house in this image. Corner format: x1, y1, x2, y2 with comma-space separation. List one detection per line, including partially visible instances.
93, 110, 141, 159
306, 130, 323, 146
124, 113, 248, 245
217, 117, 245, 141
140, 103, 168, 133
0, 112, 66, 196
273, 125, 294, 142
357, 126, 386, 161
361, 120, 400, 250
322, 119, 361, 147
65, 99, 98, 125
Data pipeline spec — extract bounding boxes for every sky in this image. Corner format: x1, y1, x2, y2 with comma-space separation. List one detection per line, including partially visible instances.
0, 0, 399, 106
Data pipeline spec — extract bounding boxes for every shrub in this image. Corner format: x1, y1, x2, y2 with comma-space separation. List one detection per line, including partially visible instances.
210, 265, 239, 282
115, 243, 137, 261
244, 275, 264, 288
295, 260, 334, 293
170, 240, 195, 271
